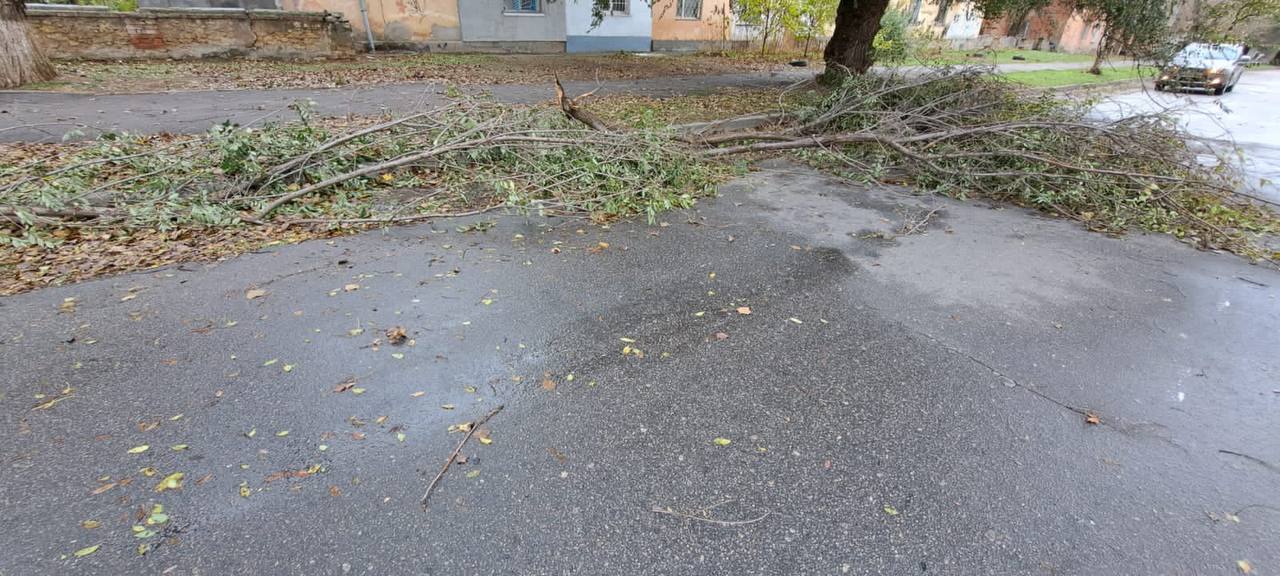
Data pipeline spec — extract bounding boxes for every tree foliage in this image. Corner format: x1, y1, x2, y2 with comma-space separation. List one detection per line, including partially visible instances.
1197, 0, 1280, 41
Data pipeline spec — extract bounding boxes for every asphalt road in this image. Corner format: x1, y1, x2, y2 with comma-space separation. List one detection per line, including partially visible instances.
1094, 68, 1280, 205
2, 159, 1277, 574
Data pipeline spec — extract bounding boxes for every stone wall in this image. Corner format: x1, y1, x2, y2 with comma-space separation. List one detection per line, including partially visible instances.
26, 5, 355, 60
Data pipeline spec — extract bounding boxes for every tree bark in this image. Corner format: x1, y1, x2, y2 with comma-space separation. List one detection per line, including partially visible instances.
0, 0, 56, 89
823, 0, 893, 76
1088, 28, 1108, 75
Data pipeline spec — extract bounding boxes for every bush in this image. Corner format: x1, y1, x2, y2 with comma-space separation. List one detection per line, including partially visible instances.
873, 9, 914, 65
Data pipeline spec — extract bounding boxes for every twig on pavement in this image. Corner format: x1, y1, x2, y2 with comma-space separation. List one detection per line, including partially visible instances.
421, 404, 504, 511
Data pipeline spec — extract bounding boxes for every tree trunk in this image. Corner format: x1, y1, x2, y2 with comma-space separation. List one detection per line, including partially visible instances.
1088, 30, 1108, 75
823, 0, 893, 76
1, 0, 55, 89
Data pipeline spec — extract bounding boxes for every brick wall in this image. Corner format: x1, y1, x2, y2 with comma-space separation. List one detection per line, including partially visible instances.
979, 1, 1085, 51
26, 5, 355, 60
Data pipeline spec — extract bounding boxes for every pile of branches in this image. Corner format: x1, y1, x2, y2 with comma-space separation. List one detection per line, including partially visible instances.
0, 95, 721, 247
3, 68, 1275, 261
688, 68, 1277, 259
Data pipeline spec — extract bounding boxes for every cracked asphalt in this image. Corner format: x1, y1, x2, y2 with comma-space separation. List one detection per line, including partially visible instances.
1, 159, 1277, 575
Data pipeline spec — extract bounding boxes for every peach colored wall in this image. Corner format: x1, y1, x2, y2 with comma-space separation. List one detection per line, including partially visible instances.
1057, 11, 1103, 53
280, 0, 459, 44
652, 0, 732, 42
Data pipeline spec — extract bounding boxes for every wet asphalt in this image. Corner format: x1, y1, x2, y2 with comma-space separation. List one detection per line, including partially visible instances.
1, 162, 1277, 575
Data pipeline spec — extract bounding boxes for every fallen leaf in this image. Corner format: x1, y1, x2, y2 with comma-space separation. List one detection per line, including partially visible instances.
140, 467, 158, 477
282, 364, 295, 373
91, 482, 117, 495
127, 445, 150, 454
333, 377, 357, 393
465, 470, 481, 479
329, 485, 342, 497
81, 520, 101, 529
262, 358, 278, 367
714, 332, 729, 341
736, 307, 752, 315
386, 326, 407, 344
441, 404, 455, 410
542, 378, 557, 391
1238, 560, 1253, 574
479, 437, 493, 445
1085, 412, 1101, 425
154, 472, 184, 492
351, 387, 366, 395
352, 431, 367, 440
239, 482, 251, 498
713, 437, 732, 446
348, 328, 364, 336
275, 430, 289, 437
883, 505, 899, 516
170, 444, 189, 451
244, 428, 257, 438
73, 544, 100, 558
396, 432, 406, 442
343, 284, 360, 292
195, 473, 213, 485
788, 317, 803, 324
391, 353, 405, 360
245, 288, 267, 300
410, 391, 425, 398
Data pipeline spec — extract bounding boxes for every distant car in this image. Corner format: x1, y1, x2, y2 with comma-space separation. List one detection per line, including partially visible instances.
1155, 42, 1251, 95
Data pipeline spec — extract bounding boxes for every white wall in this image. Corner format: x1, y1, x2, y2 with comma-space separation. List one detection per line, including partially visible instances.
565, 0, 652, 38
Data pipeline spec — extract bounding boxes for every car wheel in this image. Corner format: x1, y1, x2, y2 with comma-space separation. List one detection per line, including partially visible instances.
1226, 84, 1234, 93
1214, 85, 1226, 96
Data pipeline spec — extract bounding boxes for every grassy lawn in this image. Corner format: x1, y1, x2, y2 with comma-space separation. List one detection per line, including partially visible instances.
928, 49, 1097, 65
1001, 66, 1150, 88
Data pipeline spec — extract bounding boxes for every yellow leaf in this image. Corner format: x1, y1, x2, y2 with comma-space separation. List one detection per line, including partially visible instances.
479, 437, 492, 445
127, 445, 150, 454
736, 307, 752, 315
883, 505, 899, 516
154, 472, 184, 493
410, 391, 425, 398
441, 404, 455, 410
140, 467, 158, 477
713, 437, 731, 446
245, 288, 267, 300
1237, 560, 1253, 574
170, 444, 189, 451
81, 520, 101, 529
343, 284, 360, 292
275, 430, 289, 437
263, 358, 278, 367
239, 483, 251, 498
282, 364, 294, 373
73, 544, 100, 558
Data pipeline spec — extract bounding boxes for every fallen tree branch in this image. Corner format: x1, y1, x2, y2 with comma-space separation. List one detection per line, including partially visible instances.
421, 404, 504, 511
555, 76, 611, 132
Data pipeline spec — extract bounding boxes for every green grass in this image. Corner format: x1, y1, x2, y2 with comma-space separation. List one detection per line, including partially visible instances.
1001, 66, 1150, 88
927, 49, 1096, 65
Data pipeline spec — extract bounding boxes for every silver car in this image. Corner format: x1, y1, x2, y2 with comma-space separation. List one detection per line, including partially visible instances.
1156, 43, 1251, 95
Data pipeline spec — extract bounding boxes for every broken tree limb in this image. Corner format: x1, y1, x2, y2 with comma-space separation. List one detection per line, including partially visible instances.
554, 76, 611, 132
421, 404, 504, 511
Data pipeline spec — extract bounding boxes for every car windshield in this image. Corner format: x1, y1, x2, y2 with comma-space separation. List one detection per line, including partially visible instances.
1175, 43, 1240, 63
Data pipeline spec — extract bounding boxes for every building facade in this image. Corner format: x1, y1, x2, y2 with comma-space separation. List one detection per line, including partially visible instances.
651, 0, 731, 51
566, 0, 653, 52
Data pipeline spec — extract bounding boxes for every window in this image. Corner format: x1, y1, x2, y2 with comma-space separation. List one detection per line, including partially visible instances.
506, 0, 540, 13
608, 0, 628, 15
676, 0, 701, 19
